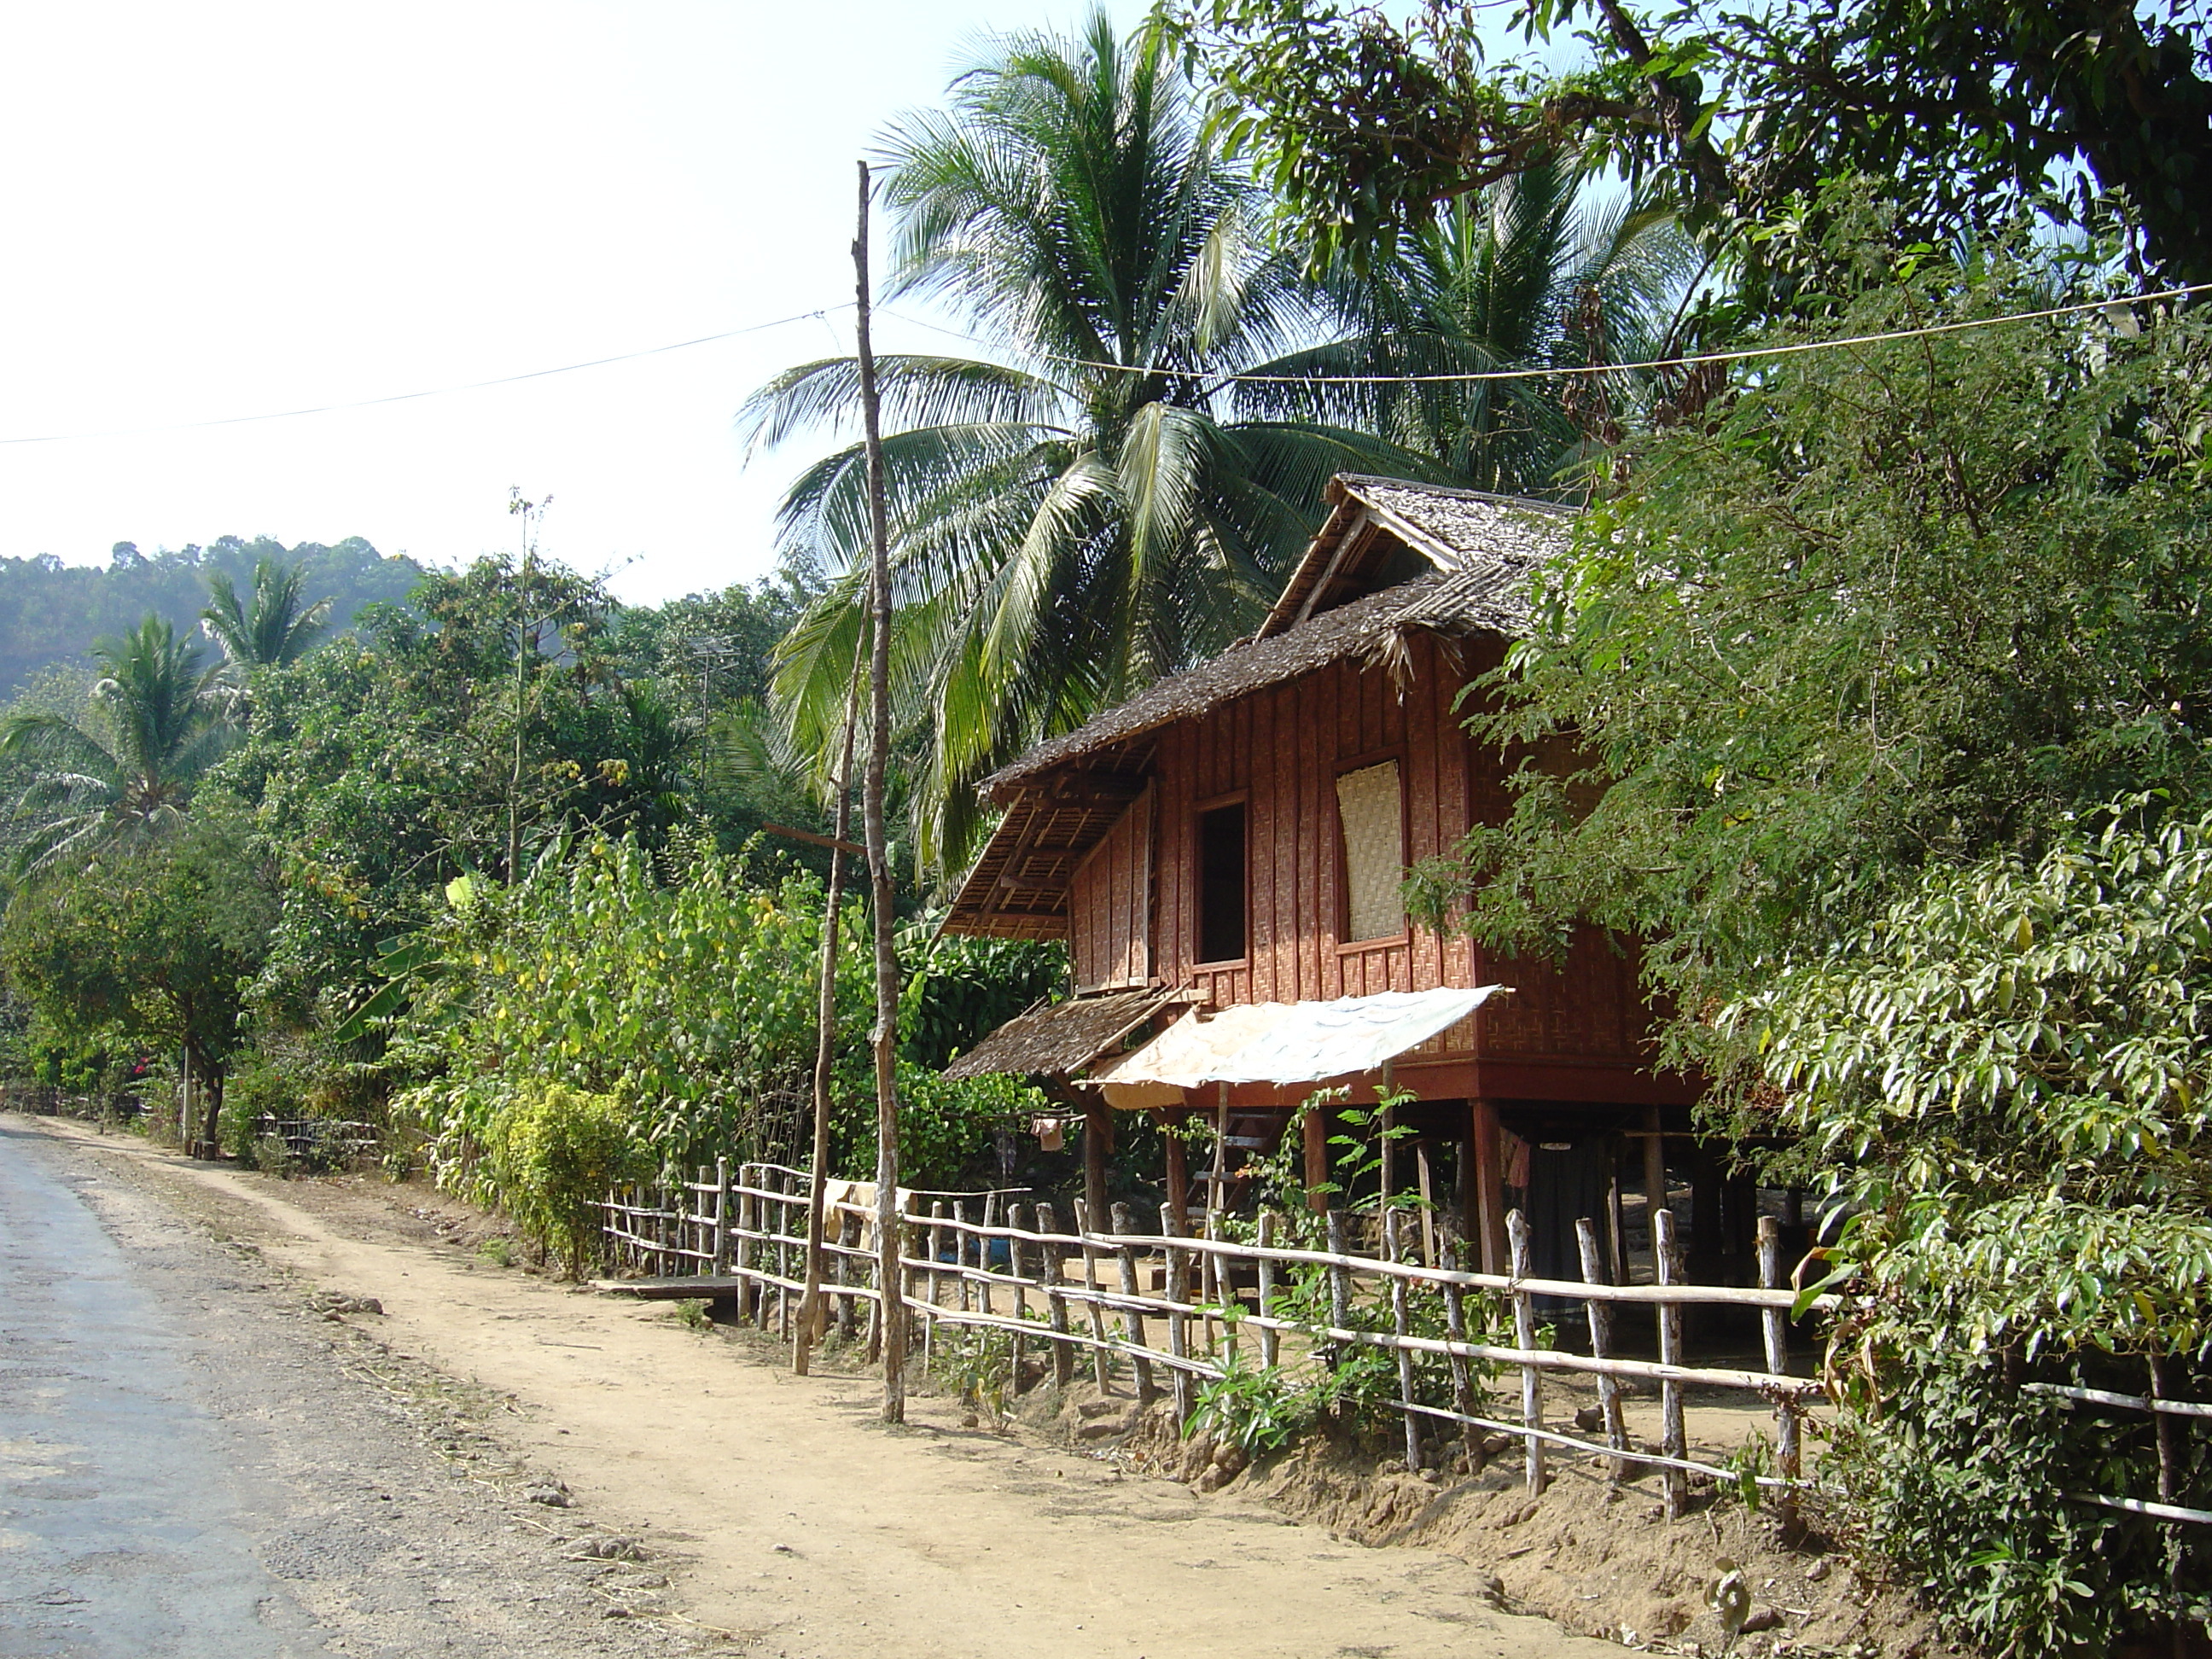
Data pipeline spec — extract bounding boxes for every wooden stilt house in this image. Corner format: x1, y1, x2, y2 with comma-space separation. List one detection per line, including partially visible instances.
942, 475, 1740, 1285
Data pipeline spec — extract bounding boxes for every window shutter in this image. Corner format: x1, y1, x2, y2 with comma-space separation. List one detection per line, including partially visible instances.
1336, 761, 1405, 942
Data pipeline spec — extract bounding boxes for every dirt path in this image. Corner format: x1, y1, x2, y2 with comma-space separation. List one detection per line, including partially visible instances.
17, 1115, 1621, 1659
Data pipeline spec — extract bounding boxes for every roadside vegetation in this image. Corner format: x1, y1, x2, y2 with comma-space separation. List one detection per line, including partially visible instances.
3, 3, 2210, 1650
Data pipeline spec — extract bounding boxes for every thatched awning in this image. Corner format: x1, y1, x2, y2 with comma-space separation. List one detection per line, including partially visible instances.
939, 988, 1167, 1080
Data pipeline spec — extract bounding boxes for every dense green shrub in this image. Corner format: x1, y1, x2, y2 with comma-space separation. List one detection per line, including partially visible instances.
480, 1082, 651, 1277
1737, 808, 2212, 1652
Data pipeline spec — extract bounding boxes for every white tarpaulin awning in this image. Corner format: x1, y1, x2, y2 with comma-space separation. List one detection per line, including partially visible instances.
1087, 985, 1507, 1108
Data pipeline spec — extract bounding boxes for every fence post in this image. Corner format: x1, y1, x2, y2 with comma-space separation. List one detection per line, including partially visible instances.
1004, 1203, 1030, 1388
1036, 1202, 1075, 1389
1073, 1199, 1112, 1390
1385, 1209, 1423, 1473
1441, 1237, 1482, 1470
975, 1195, 996, 1320
1577, 1216, 1630, 1482
777, 1172, 795, 1342
1112, 1202, 1155, 1405
1254, 1211, 1280, 1371
1160, 1201, 1192, 1423
713, 1158, 732, 1276
1507, 1208, 1545, 1497
736, 1167, 758, 1324
835, 1206, 859, 1341
1757, 1214, 1802, 1531
1323, 1209, 1352, 1370
1655, 1205, 1688, 1519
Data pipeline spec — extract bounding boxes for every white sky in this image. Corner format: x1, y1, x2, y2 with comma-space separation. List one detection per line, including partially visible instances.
0, 1, 1142, 606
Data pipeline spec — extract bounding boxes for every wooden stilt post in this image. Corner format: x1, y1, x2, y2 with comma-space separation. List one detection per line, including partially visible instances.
1303, 1099, 1330, 1213
1415, 1140, 1437, 1267
1004, 1203, 1029, 1389
1471, 1099, 1507, 1276
1164, 1112, 1190, 1232
1642, 1109, 1668, 1275
1083, 1101, 1110, 1231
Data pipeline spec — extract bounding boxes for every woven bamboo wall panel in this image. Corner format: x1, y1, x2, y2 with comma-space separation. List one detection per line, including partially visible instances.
1336, 760, 1405, 943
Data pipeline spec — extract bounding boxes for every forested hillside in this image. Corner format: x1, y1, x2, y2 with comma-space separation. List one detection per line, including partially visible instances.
0, 537, 424, 696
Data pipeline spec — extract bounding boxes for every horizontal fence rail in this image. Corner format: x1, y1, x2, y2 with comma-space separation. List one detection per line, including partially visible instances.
2023, 1379, 2212, 1524
598, 1163, 1853, 1516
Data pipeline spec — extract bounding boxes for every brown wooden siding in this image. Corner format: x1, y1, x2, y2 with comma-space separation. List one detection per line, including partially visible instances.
1068, 790, 1152, 992
1123, 631, 1649, 1074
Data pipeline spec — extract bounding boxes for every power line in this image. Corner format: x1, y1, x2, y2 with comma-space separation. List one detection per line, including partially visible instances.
889, 281, 2212, 388
0, 304, 855, 446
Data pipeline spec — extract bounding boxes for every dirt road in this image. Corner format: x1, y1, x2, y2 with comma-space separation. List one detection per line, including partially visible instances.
5, 1114, 1623, 1659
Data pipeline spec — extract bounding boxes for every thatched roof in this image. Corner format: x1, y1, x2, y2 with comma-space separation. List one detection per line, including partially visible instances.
1263, 475, 1575, 638
939, 987, 1167, 1080
941, 474, 1575, 940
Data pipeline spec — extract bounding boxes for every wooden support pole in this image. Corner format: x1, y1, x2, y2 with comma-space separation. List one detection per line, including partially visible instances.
1303, 1101, 1330, 1213
1323, 1208, 1353, 1365
1386, 1209, 1423, 1473
1758, 1214, 1802, 1532
1083, 1101, 1111, 1229
1578, 1217, 1630, 1482
1472, 1099, 1508, 1276
1415, 1141, 1438, 1267
1508, 1208, 1545, 1497
1036, 1202, 1075, 1389
854, 157, 907, 1425
1655, 1205, 1687, 1518
1112, 1202, 1156, 1405
1164, 1110, 1191, 1233
1604, 1137, 1627, 1286
1642, 1107, 1667, 1277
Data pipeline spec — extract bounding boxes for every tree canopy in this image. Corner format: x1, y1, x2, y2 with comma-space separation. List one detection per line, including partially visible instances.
1178, 0, 2212, 284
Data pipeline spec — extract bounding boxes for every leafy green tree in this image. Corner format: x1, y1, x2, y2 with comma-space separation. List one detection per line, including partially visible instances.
201, 556, 333, 670
1407, 243, 2212, 1074
744, 10, 1435, 868
1179, 0, 2212, 282
0, 813, 276, 1144
1733, 809, 2212, 1655
1249, 160, 1702, 492
0, 616, 236, 877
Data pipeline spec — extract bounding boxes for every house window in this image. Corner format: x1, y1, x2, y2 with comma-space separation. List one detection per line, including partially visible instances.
1336, 760, 1405, 941
1196, 800, 1247, 963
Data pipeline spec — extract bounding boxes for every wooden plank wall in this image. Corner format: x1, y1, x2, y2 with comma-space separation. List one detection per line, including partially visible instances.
1136, 633, 1644, 1067
1069, 791, 1152, 992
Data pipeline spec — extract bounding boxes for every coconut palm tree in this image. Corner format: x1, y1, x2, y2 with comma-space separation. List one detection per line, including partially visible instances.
0, 615, 236, 877
1249, 160, 1706, 496
202, 556, 333, 671
742, 11, 1437, 871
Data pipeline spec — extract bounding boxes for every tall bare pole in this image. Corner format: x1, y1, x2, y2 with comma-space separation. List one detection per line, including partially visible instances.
854, 159, 906, 1422
794, 673, 861, 1376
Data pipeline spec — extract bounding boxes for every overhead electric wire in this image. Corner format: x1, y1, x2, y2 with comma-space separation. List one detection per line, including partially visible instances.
0, 303, 854, 446
889, 279, 2212, 389
4, 276, 2205, 450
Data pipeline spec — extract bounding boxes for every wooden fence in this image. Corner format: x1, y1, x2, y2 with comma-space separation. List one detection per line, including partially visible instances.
602, 1161, 1831, 1516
